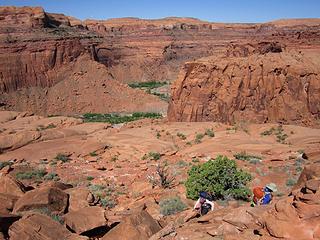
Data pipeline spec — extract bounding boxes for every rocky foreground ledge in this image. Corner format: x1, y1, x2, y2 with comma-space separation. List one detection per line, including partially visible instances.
0, 161, 319, 239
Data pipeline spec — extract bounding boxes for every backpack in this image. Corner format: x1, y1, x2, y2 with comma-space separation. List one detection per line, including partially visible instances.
253, 187, 264, 204
253, 187, 272, 205
199, 191, 213, 201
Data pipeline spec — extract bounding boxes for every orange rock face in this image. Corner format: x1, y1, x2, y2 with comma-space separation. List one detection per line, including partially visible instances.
1, 6, 320, 117
168, 49, 320, 125
84, 17, 320, 84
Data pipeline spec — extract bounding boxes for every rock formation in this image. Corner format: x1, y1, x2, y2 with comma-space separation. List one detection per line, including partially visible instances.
83, 17, 320, 83
0, 55, 167, 115
168, 49, 320, 125
1, 6, 320, 117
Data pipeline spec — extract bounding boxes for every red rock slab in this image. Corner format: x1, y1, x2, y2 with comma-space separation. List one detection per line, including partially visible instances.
13, 187, 68, 215
8, 213, 87, 240
64, 206, 107, 234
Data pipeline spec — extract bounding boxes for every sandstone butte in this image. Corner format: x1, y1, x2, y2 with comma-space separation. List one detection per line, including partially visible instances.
0, 5, 320, 240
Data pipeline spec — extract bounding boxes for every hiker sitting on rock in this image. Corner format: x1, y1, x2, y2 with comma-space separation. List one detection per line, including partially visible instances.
252, 183, 277, 206
194, 191, 214, 215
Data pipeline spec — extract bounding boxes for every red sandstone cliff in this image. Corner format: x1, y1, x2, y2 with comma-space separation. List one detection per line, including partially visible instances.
83, 17, 320, 83
168, 48, 320, 125
0, 7, 100, 92
1, 6, 320, 118
0, 7, 166, 115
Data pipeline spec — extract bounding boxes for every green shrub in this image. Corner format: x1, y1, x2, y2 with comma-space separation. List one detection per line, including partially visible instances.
234, 151, 262, 162
128, 81, 167, 89
176, 160, 188, 168
89, 184, 106, 193
87, 176, 94, 181
111, 155, 118, 162
286, 178, 297, 187
37, 123, 56, 131
143, 152, 161, 161
275, 125, 288, 143
151, 92, 170, 102
0, 161, 13, 170
159, 196, 187, 216
44, 172, 60, 181
205, 128, 215, 137
156, 132, 161, 139
16, 169, 47, 180
177, 132, 186, 140
192, 158, 200, 163
261, 125, 288, 143
89, 151, 98, 157
260, 127, 275, 136
82, 112, 162, 124
185, 155, 252, 200
195, 133, 204, 144
100, 197, 117, 208
88, 184, 117, 208
55, 153, 70, 163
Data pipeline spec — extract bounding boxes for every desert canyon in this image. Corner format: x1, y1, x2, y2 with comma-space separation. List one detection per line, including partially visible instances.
0, 6, 320, 240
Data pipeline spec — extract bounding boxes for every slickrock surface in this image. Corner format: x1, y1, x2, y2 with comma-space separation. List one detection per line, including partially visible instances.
0, 111, 319, 239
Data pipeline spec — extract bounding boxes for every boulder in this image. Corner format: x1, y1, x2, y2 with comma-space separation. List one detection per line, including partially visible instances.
0, 193, 19, 213
64, 206, 107, 234
0, 174, 26, 197
101, 208, 161, 240
65, 187, 96, 212
13, 187, 68, 214
294, 201, 320, 219
222, 207, 256, 231
293, 164, 320, 191
8, 213, 87, 240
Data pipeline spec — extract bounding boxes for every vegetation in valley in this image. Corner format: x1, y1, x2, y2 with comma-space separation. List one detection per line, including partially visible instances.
128, 81, 170, 101
82, 112, 162, 124
128, 81, 167, 90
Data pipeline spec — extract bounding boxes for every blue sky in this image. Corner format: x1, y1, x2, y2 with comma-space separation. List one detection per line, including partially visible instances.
1, 0, 319, 23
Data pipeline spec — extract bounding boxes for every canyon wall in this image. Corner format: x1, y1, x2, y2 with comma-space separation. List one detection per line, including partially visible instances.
0, 7, 99, 92
168, 49, 320, 125
0, 6, 320, 120
83, 17, 320, 83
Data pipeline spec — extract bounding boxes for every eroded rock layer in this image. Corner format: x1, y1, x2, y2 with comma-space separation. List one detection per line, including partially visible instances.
168, 50, 320, 125
0, 7, 166, 115
0, 6, 320, 117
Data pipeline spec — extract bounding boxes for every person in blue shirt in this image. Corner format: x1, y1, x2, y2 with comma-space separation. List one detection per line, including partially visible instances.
251, 183, 277, 206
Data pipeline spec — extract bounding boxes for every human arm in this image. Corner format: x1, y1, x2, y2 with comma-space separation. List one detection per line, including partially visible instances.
194, 198, 201, 210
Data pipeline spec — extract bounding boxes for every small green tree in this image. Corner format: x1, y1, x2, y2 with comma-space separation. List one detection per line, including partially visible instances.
185, 155, 252, 200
